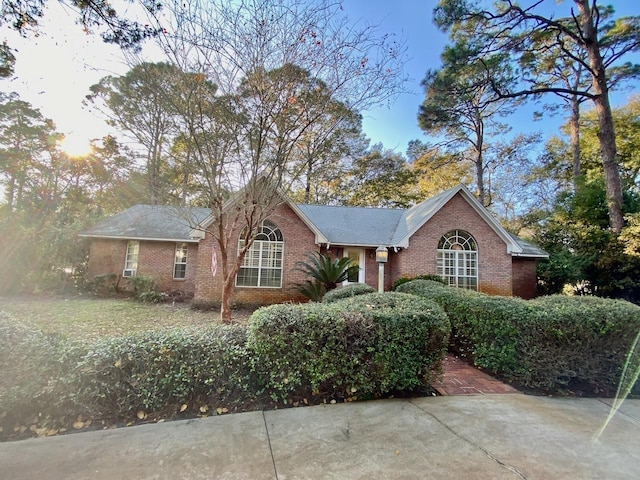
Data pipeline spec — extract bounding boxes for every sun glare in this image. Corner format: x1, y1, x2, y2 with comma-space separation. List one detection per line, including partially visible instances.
60, 134, 93, 157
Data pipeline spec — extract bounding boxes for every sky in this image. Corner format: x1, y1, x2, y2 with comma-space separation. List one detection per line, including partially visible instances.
3, 0, 640, 157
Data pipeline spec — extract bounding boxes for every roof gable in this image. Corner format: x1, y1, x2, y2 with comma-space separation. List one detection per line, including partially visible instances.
391, 185, 523, 254
81, 184, 547, 258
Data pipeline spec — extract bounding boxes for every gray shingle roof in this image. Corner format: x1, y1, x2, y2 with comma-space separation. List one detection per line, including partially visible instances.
390, 187, 455, 245
80, 205, 211, 242
296, 204, 404, 246
506, 232, 549, 258
81, 186, 547, 258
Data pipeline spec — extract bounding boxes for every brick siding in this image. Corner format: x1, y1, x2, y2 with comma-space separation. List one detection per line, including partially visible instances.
86, 238, 198, 296
194, 202, 320, 304
512, 257, 539, 299
391, 192, 513, 296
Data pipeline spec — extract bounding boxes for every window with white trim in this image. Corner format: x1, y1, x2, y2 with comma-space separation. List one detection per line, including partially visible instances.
236, 221, 283, 288
436, 230, 478, 290
124, 241, 139, 274
174, 243, 188, 279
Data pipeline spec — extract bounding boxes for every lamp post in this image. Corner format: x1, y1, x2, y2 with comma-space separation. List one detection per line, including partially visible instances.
376, 245, 388, 293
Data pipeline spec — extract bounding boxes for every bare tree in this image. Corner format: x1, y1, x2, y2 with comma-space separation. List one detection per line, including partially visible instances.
145, 0, 407, 321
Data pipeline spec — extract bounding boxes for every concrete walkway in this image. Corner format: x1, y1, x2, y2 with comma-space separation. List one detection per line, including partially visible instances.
1, 395, 639, 479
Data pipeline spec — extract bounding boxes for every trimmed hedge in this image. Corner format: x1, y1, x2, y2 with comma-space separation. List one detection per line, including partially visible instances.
0, 313, 87, 432
68, 325, 256, 418
247, 292, 450, 402
2, 292, 450, 436
322, 283, 376, 303
396, 279, 640, 394
392, 274, 446, 291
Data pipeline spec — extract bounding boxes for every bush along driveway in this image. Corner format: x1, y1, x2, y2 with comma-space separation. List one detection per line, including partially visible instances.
0, 292, 449, 441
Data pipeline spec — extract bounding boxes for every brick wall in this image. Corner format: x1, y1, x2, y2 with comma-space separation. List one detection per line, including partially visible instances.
87, 239, 124, 279
194, 202, 320, 304
512, 257, 539, 299
87, 238, 199, 296
392, 192, 513, 296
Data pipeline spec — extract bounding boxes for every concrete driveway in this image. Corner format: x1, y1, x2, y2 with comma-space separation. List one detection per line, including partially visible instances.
1, 395, 638, 479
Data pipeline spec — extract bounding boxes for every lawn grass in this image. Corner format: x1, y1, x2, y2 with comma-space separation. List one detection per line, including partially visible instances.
0, 296, 235, 341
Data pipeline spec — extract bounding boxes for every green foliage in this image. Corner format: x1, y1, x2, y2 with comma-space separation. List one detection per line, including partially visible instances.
536, 250, 592, 296
69, 326, 255, 418
532, 179, 640, 302
297, 280, 326, 302
322, 283, 376, 303
392, 274, 446, 291
87, 273, 119, 296
295, 252, 359, 300
0, 313, 86, 431
247, 292, 450, 402
129, 275, 164, 303
397, 279, 640, 394
342, 144, 420, 208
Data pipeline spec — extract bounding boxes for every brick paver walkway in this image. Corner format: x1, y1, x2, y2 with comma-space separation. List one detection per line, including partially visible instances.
433, 355, 520, 396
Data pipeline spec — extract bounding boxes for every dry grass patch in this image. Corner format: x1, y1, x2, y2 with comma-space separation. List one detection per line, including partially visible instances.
0, 296, 251, 342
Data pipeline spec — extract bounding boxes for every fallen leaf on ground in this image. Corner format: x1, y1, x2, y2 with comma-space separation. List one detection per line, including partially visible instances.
180, 404, 188, 412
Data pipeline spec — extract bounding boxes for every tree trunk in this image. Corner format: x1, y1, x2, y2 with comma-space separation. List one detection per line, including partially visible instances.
220, 275, 234, 323
474, 116, 486, 206
475, 156, 485, 206
304, 161, 312, 204
569, 95, 581, 191
577, 0, 624, 233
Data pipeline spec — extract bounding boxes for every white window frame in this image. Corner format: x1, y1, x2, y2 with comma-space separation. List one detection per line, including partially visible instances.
236, 221, 284, 288
173, 243, 188, 280
124, 240, 139, 276
436, 230, 478, 290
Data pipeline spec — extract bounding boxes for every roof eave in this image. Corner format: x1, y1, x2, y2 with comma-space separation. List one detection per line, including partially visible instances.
511, 252, 549, 259
394, 185, 462, 247
78, 233, 199, 243
456, 187, 524, 255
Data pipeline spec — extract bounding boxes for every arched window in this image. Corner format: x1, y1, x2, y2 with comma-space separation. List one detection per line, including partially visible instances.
436, 230, 478, 290
236, 221, 284, 288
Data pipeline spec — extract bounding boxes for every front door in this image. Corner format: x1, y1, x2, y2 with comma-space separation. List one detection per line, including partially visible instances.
343, 248, 365, 284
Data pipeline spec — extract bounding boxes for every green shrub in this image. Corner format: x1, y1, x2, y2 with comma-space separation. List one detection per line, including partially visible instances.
0, 313, 86, 431
129, 275, 165, 303
392, 274, 446, 291
522, 295, 640, 393
297, 280, 326, 302
397, 279, 640, 395
87, 273, 118, 296
68, 325, 256, 418
247, 292, 449, 402
396, 280, 482, 359
295, 252, 359, 300
322, 283, 376, 303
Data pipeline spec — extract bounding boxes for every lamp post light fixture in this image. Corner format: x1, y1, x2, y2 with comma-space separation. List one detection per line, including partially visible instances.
376, 245, 388, 293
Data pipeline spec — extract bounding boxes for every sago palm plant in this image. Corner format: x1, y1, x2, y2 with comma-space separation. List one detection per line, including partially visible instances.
295, 252, 359, 301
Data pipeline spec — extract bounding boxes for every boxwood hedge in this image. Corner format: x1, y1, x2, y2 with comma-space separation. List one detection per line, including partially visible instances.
322, 283, 376, 303
247, 292, 450, 402
68, 325, 256, 418
396, 279, 640, 394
